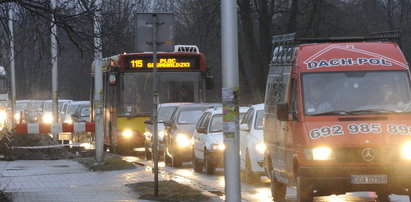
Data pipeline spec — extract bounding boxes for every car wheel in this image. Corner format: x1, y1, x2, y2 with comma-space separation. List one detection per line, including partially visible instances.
205, 150, 215, 175
192, 149, 203, 173
144, 143, 152, 160
172, 155, 182, 168
297, 177, 313, 202
245, 152, 259, 184
270, 171, 286, 201
163, 148, 171, 165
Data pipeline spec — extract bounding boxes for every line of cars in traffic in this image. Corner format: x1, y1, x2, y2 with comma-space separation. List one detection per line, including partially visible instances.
143, 102, 266, 184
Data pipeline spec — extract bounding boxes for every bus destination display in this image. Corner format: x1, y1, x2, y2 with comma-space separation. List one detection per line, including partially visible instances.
124, 55, 199, 70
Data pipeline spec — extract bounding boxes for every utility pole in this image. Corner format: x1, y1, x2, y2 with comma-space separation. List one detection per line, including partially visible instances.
221, 0, 241, 201
94, 0, 104, 164
8, 6, 16, 130
50, 0, 59, 140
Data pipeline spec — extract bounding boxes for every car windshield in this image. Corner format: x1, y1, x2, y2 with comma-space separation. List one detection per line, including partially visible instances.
158, 106, 177, 122
44, 102, 67, 112
255, 110, 264, 130
302, 71, 411, 115
209, 114, 223, 133
30, 102, 44, 112
68, 104, 81, 114
178, 110, 204, 124
16, 102, 30, 111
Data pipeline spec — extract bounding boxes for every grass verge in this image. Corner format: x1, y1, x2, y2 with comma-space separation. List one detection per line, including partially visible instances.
75, 155, 136, 171
128, 180, 211, 202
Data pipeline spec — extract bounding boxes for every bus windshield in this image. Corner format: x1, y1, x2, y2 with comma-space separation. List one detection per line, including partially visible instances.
302, 71, 411, 115
120, 72, 202, 116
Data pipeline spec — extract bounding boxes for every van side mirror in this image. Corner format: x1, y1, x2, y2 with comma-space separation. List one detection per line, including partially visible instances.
144, 119, 153, 125
240, 123, 250, 131
277, 102, 289, 121
197, 127, 206, 134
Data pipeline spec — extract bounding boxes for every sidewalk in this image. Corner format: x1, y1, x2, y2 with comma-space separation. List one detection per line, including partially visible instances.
0, 159, 155, 202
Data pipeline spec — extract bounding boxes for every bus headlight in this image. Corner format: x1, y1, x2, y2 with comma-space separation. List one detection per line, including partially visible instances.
176, 133, 190, 147
122, 129, 133, 139
312, 147, 333, 160
401, 142, 411, 160
255, 143, 266, 154
211, 143, 225, 151
42, 113, 53, 124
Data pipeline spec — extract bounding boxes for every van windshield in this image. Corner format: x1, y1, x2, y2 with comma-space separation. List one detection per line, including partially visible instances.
302, 71, 411, 115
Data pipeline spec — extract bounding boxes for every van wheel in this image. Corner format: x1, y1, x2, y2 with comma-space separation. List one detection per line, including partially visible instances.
205, 150, 215, 175
270, 171, 286, 201
192, 149, 203, 173
144, 143, 152, 160
245, 152, 259, 184
172, 156, 182, 168
163, 149, 171, 165
297, 177, 313, 202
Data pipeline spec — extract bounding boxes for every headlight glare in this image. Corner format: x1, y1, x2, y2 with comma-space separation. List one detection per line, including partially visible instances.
176, 133, 190, 147
211, 143, 225, 151
43, 113, 53, 124
255, 143, 266, 153
312, 147, 333, 160
401, 142, 411, 160
122, 129, 133, 139
159, 130, 165, 138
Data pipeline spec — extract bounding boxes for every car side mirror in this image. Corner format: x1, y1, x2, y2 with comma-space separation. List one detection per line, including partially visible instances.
277, 102, 289, 121
196, 127, 206, 134
240, 123, 250, 131
144, 119, 153, 125
164, 121, 173, 127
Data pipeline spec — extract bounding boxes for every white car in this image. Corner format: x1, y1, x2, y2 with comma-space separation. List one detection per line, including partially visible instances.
240, 103, 266, 184
192, 106, 249, 175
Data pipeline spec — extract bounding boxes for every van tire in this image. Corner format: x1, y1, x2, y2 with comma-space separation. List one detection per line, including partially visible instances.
245, 152, 259, 184
192, 149, 203, 173
270, 172, 286, 200
205, 150, 215, 175
297, 177, 313, 202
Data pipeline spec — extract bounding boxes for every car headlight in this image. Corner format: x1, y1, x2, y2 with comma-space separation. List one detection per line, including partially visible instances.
0, 110, 7, 122
255, 143, 266, 154
176, 133, 190, 147
311, 147, 333, 160
122, 129, 133, 139
401, 142, 411, 160
159, 130, 165, 139
211, 143, 225, 151
15, 112, 20, 121
42, 113, 53, 124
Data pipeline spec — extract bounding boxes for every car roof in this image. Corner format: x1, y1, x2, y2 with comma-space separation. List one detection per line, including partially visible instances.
159, 102, 192, 108
177, 103, 221, 111
251, 103, 264, 110
70, 101, 90, 105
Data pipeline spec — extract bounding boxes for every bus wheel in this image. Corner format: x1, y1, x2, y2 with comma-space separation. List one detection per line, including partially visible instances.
270, 171, 286, 200
144, 143, 152, 160
192, 149, 203, 173
297, 177, 313, 202
245, 152, 259, 184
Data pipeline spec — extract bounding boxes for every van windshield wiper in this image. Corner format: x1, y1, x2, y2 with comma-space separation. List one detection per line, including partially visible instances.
348, 109, 397, 114
311, 110, 350, 116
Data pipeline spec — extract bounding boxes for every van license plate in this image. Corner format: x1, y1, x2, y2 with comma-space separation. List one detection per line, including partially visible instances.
351, 175, 387, 184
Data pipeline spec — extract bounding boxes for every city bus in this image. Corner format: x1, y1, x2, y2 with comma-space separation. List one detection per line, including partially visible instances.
91, 45, 213, 153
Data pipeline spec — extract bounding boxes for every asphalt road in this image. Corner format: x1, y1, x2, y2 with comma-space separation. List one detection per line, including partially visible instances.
127, 151, 410, 202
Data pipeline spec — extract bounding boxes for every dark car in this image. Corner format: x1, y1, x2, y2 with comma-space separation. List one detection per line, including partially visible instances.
163, 103, 220, 167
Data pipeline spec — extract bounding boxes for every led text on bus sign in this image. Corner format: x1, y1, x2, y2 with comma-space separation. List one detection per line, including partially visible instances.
128, 58, 194, 69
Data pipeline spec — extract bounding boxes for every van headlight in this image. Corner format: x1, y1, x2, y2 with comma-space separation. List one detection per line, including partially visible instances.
176, 133, 190, 147
401, 142, 411, 160
255, 143, 266, 154
308, 147, 333, 160
122, 129, 133, 139
211, 143, 225, 151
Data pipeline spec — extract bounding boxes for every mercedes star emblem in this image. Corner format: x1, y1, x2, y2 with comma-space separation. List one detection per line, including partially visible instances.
362, 148, 375, 162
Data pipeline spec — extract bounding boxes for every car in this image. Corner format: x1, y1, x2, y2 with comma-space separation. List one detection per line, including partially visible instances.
239, 103, 266, 184
64, 101, 90, 123
27, 100, 46, 123
192, 106, 249, 175
143, 102, 192, 160
41, 99, 73, 124
15, 100, 31, 123
163, 103, 220, 167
